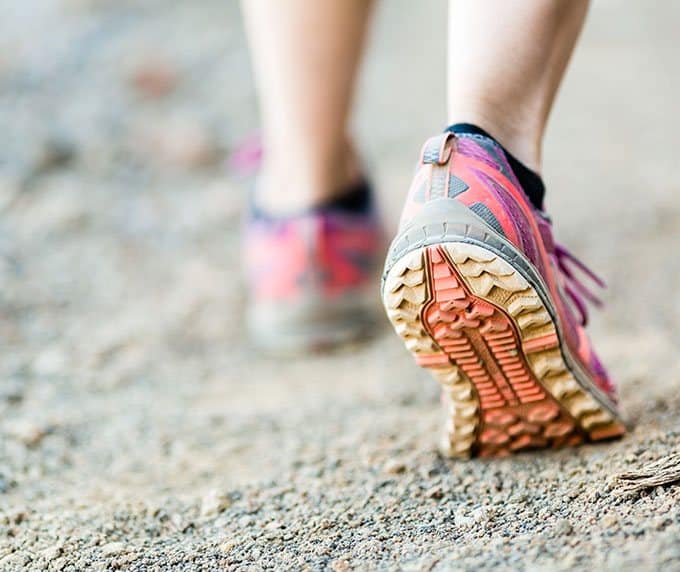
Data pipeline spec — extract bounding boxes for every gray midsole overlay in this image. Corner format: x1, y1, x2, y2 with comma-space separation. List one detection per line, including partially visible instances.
247, 290, 376, 344
382, 198, 620, 419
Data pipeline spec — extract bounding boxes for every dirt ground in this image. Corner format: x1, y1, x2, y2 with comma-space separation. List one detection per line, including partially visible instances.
1, 1, 679, 570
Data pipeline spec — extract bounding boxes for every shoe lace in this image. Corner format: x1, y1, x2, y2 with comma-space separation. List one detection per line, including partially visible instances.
553, 242, 606, 327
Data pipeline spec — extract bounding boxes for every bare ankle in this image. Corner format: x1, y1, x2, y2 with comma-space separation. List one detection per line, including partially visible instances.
255, 140, 362, 214
447, 109, 543, 172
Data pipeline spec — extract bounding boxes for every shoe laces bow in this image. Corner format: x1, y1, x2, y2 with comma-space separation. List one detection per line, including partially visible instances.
553, 241, 606, 326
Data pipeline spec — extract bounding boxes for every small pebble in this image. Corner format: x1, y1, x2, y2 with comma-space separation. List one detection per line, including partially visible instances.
101, 542, 126, 556
200, 489, 231, 517
383, 459, 407, 475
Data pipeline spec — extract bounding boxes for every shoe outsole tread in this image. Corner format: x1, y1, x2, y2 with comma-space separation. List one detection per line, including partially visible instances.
383, 241, 625, 459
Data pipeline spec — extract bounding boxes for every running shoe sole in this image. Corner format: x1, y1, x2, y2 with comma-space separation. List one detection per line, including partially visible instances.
248, 292, 377, 354
382, 200, 625, 458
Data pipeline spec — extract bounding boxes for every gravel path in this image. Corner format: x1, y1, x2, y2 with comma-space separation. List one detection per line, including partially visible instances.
1, 1, 679, 570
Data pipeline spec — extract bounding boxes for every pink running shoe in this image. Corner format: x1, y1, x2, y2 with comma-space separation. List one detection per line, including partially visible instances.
382, 131, 625, 458
243, 182, 384, 352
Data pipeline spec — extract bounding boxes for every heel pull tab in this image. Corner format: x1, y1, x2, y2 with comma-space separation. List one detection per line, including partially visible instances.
420, 132, 455, 200
420, 132, 455, 165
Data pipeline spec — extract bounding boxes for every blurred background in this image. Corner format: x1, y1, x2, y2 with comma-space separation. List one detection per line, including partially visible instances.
0, 1, 678, 569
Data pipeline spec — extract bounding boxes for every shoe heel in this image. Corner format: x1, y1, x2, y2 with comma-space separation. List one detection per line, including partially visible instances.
382, 237, 625, 458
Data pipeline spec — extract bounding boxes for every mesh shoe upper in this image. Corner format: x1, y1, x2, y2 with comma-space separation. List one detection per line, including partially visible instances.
399, 131, 617, 401
243, 191, 383, 305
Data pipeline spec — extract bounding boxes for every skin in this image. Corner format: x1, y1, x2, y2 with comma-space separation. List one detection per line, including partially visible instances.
242, 0, 589, 212
241, 0, 375, 213
447, 0, 590, 172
